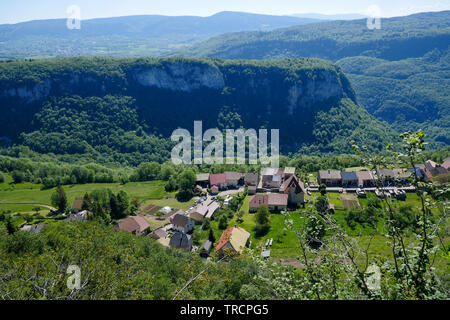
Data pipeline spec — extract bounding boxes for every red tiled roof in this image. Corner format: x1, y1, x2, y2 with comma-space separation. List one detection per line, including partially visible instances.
249, 194, 268, 208
215, 226, 234, 252
210, 173, 227, 185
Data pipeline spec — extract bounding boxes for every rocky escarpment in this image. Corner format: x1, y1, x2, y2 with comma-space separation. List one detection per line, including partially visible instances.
0, 57, 373, 152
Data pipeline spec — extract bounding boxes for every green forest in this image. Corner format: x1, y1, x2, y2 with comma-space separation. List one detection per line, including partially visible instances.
0, 56, 397, 164
183, 11, 450, 148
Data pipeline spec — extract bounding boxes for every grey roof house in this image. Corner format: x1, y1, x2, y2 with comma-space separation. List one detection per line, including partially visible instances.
200, 240, 213, 257
341, 172, 358, 187
318, 170, 342, 186
169, 232, 192, 251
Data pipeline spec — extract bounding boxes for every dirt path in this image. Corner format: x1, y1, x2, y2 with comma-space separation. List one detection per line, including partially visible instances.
0, 203, 57, 211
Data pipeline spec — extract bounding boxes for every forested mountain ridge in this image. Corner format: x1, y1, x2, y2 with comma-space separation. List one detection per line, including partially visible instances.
0, 57, 396, 164
185, 11, 450, 61
182, 11, 450, 147
0, 11, 319, 59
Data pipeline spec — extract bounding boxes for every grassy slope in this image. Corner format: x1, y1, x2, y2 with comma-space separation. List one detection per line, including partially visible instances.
0, 173, 166, 213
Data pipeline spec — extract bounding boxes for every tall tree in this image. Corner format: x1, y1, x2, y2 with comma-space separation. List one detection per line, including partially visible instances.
51, 186, 67, 213
208, 228, 216, 243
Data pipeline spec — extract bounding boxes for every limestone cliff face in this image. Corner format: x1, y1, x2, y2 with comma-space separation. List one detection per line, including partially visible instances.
1, 80, 51, 103
134, 62, 225, 92
0, 57, 354, 143
0, 58, 348, 109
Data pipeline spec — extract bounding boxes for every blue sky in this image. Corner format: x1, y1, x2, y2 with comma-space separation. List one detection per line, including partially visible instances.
1, 0, 449, 24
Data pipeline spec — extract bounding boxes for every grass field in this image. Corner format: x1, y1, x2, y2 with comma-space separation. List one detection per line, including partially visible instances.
0, 173, 166, 214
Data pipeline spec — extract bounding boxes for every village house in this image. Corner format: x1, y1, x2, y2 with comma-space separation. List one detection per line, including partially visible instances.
421, 160, 448, 180
341, 171, 359, 187
149, 228, 168, 240
199, 240, 213, 258
247, 185, 257, 195
376, 168, 412, 185
169, 232, 192, 251
114, 216, 150, 236
318, 170, 342, 187
375, 169, 395, 185
442, 157, 450, 171
171, 212, 195, 233
280, 175, 306, 206
189, 200, 220, 223
249, 193, 289, 213
196, 173, 210, 188
392, 168, 412, 184
64, 210, 88, 222
21, 223, 47, 234
71, 199, 84, 213
356, 171, 374, 187
283, 167, 296, 179
261, 167, 283, 189
209, 173, 227, 190
224, 171, 242, 188
244, 172, 259, 186
215, 226, 250, 257
210, 185, 219, 195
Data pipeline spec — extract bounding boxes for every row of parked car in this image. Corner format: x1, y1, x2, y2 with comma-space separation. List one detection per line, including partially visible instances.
374, 188, 407, 200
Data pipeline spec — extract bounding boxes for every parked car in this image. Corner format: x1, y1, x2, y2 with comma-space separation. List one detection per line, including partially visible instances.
356, 188, 367, 198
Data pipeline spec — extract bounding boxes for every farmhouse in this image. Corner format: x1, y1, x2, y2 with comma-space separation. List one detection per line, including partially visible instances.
375, 169, 395, 185
356, 171, 374, 187
244, 172, 259, 186
261, 167, 283, 188
209, 173, 227, 190
280, 175, 306, 206
216, 226, 250, 257
210, 185, 219, 195
190, 200, 220, 223
114, 216, 150, 236
249, 193, 288, 212
171, 213, 195, 233
392, 168, 412, 184
224, 171, 242, 188
247, 185, 257, 195
71, 199, 84, 213
21, 223, 47, 234
169, 232, 192, 251
341, 171, 359, 187
318, 170, 341, 187
196, 173, 210, 188
149, 228, 168, 240
283, 167, 296, 178
443, 157, 450, 171
421, 160, 448, 180
64, 210, 88, 222
199, 240, 213, 258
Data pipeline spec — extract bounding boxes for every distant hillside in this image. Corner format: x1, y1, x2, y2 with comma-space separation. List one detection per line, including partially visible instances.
291, 13, 367, 20
0, 11, 319, 59
184, 11, 450, 147
186, 11, 450, 60
0, 57, 395, 164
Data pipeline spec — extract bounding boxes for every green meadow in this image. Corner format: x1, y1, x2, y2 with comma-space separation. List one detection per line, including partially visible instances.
0, 173, 166, 214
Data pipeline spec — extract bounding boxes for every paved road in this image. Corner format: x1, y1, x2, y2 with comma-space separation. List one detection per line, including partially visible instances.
217, 187, 245, 197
